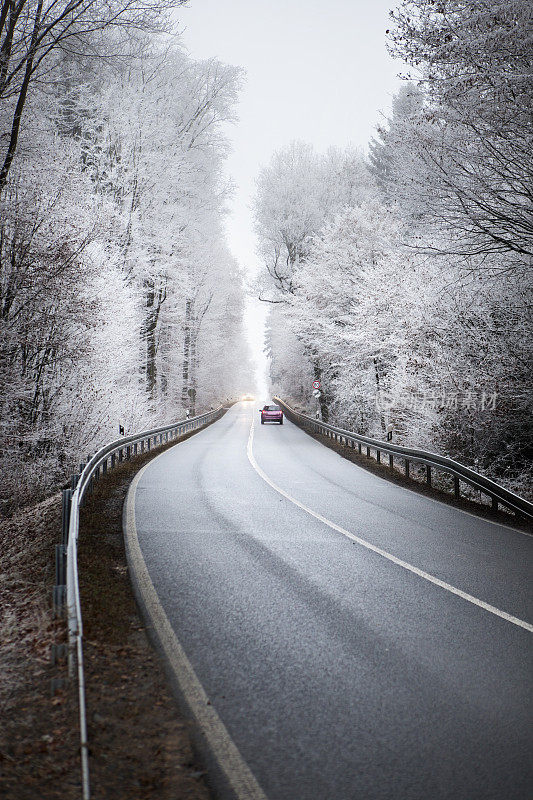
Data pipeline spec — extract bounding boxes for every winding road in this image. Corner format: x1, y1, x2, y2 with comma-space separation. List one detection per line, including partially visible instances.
125, 401, 532, 800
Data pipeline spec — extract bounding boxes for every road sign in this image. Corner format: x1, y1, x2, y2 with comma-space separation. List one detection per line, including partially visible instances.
313, 389, 321, 398
312, 380, 321, 389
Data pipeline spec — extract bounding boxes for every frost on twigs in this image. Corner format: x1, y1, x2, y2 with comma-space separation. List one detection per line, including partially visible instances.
0, 17, 252, 513
253, 0, 532, 497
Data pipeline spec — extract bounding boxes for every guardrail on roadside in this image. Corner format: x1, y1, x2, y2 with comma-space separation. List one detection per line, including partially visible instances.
55, 406, 225, 800
275, 398, 533, 522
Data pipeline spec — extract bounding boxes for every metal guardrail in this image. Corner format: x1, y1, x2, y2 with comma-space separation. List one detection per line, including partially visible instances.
275, 398, 533, 522
55, 407, 225, 800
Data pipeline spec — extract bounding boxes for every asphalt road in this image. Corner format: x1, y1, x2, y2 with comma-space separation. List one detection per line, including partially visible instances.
129, 402, 533, 800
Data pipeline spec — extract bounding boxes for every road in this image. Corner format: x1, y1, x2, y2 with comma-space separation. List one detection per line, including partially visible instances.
126, 401, 533, 800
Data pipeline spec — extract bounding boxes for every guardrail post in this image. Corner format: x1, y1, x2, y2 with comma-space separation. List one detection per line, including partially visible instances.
389, 454, 393, 470
377, 450, 381, 464
491, 496, 498, 513
111, 452, 116, 468
56, 543, 67, 585
454, 475, 460, 499
426, 465, 432, 486
405, 459, 410, 478
70, 475, 77, 489
50, 642, 67, 666
358, 442, 362, 454
62, 489, 72, 545
366, 446, 370, 458
53, 584, 66, 618
102, 458, 107, 475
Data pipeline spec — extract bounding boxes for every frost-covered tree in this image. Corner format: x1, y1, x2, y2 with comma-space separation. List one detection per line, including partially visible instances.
387, 0, 533, 264
285, 202, 426, 434
368, 82, 425, 207
256, 130, 532, 494
254, 142, 377, 418
0, 28, 252, 511
88, 50, 242, 410
0, 0, 188, 191
255, 141, 375, 296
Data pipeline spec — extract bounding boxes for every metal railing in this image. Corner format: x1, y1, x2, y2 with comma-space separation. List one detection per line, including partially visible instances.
275, 398, 533, 522
55, 407, 225, 799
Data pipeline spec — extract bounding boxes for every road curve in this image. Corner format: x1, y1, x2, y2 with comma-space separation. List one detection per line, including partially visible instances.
126, 402, 533, 800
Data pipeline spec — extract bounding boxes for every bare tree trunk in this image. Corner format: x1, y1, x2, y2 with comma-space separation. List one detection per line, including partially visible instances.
189, 323, 197, 416
0, 1, 42, 193
142, 277, 166, 402
182, 298, 192, 409
374, 356, 386, 432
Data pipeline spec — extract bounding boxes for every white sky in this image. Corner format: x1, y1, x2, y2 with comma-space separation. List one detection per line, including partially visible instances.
177, 0, 403, 397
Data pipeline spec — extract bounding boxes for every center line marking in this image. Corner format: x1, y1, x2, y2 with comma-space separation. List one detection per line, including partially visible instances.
247, 416, 533, 634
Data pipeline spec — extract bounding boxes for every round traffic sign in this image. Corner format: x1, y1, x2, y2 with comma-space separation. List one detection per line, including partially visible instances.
312, 380, 321, 389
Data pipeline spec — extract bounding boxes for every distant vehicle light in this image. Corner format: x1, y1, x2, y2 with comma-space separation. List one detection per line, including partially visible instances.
242, 394, 255, 401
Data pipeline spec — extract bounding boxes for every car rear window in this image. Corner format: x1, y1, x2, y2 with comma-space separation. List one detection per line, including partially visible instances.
265, 405, 281, 410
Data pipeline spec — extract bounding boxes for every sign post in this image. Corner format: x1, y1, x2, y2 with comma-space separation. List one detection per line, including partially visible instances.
312, 380, 322, 419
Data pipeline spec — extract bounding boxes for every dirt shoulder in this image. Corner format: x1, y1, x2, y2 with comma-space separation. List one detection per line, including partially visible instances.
77, 436, 212, 800
0, 422, 220, 800
0, 495, 80, 798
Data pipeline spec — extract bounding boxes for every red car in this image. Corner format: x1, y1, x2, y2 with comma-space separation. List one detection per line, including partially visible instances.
260, 404, 283, 424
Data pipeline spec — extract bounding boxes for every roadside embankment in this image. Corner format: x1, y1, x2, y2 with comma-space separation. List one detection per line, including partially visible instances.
0, 420, 223, 799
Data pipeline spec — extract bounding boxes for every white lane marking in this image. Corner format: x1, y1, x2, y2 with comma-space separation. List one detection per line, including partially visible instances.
125, 455, 268, 800
247, 417, 533, 634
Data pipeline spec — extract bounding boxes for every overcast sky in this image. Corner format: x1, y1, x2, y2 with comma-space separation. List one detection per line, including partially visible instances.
177, 0, 403, 395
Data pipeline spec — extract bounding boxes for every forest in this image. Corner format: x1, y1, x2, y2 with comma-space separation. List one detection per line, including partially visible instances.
0, 0, 252, 511
254, 0, 532, 497
1, 0, 531, 512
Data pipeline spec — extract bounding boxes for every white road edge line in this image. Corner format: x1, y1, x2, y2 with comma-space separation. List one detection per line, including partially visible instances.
124, 456, 268, 800
247, 416, 533, 634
